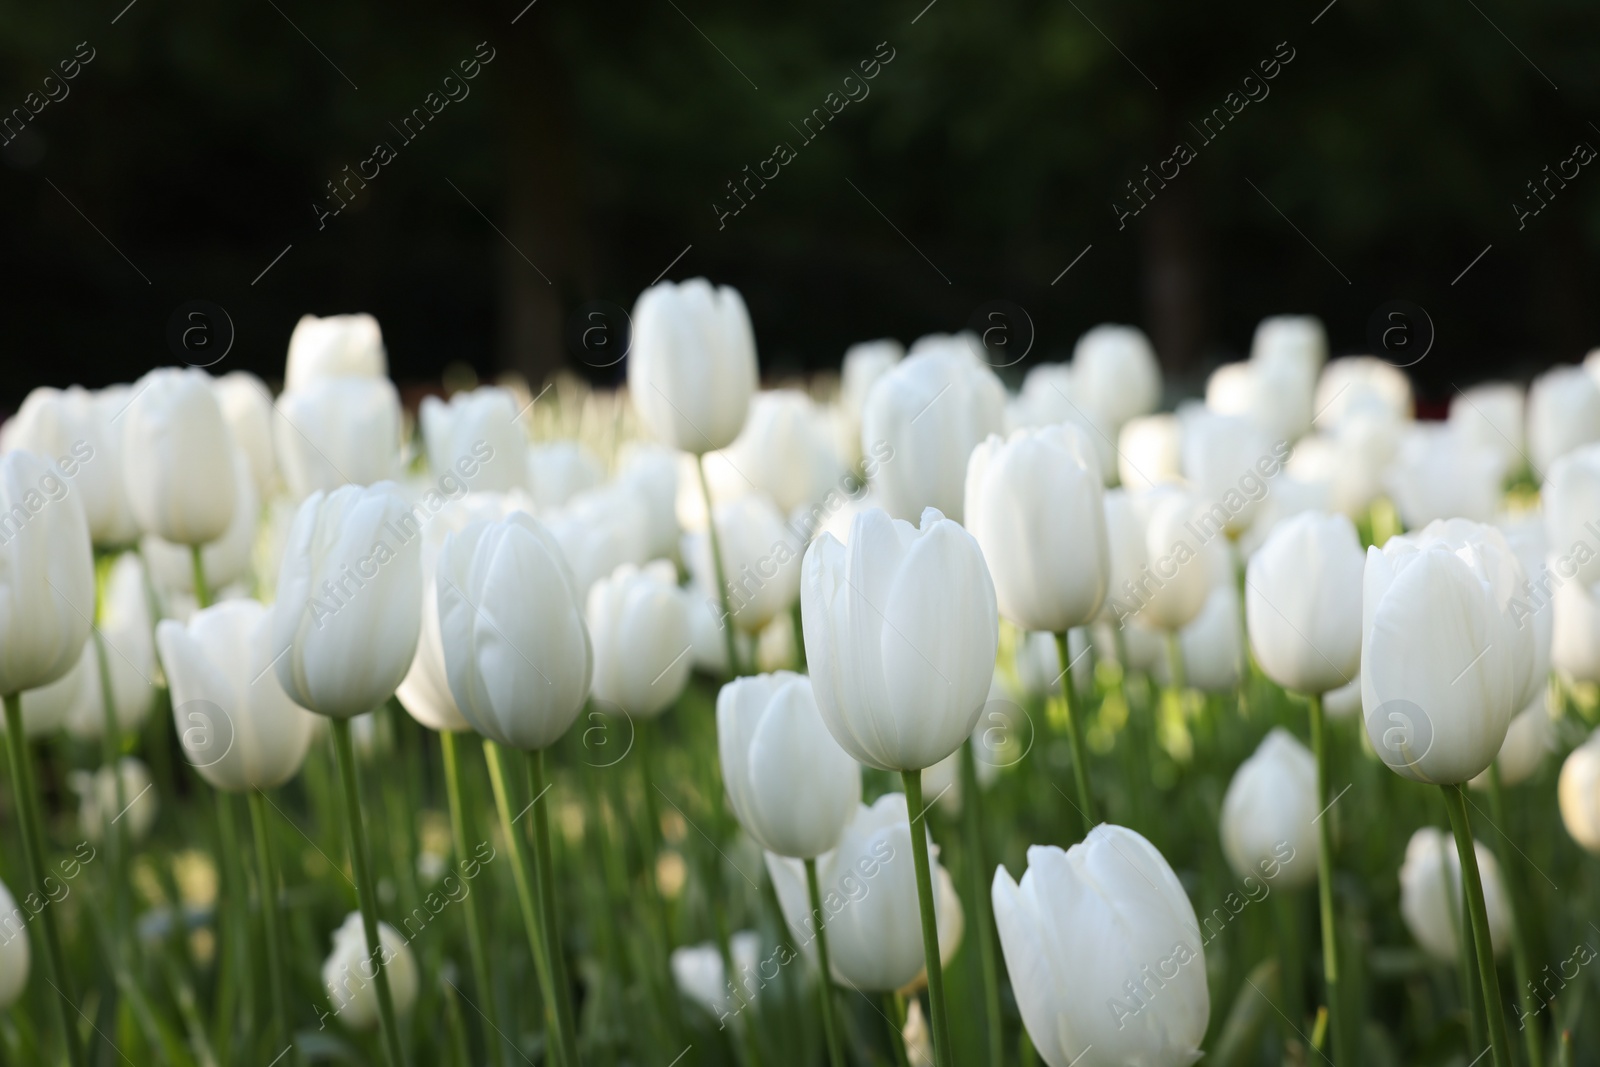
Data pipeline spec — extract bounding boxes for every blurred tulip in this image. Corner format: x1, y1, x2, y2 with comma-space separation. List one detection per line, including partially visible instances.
1529, 363, 1600, 473
1399, 827, 1511, 962
276, 377, 403, 500
1289, 414, 1403, 519
628, 277, 758, 454
719, 671, 860, 858
420, 387, 527, 494
766, 793, 961, 991
1245, 512, 1364, 695
1361, 520, 1540, 783
616, 443, 681, 561
1181, 410, 1276, 535
964, 424, 1109, 632
1097, 489, 1146, 625
1155, 581, 1244, 693
1250, 315, 1327, 381
684, 493, 801, 634
1, 384, 138, 547
12, 653, 87, 738
862, 344, 1005, 522
1449, 382, 1527, 476
1010, 362, 1116, 482
754, 610, 799, 673
1072, 324, 1162, 431
285, 313, 387, 392
1313, 356, 1412, 430
0, 450, 95, 697
722, 390, 846, 513
992, 826, 1209, 1067
1129, 489, 1214, 633
1559, 729, 1600, 854
322, 912, 419, 1028
527, 440, 605, 510
588, 561, 693, 717
1542, 443, 1600, 588
122, 368, 237, 545
1117, 414, 1183, 492
437, 512, 591, 750
1323, 676, 1362, 719
683, 580, 754, 677
841, 340, 904, 431
157, 599, 317, 791
671, 931, 764, 1023
213, 371, 280, 499
1469, 694, 1554, 790
66, 553, 157, 740
1385, 424, 1504, 528
1220, 729, 1319, 889
143, 447, 259, 599
271, 483, 423, 719
544, 483, 652, 598
1550, 578, 1600, 683
802, 507, 998, 770
73, 757, 157, 843
1205, 358, 1314, 445
0, 876, 29, 1009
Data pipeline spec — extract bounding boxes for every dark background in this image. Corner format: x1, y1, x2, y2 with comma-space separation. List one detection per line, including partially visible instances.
1, 0, 1596, 411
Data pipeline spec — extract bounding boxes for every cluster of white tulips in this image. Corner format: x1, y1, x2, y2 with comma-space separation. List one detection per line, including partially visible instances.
0, 276, 1598, 1067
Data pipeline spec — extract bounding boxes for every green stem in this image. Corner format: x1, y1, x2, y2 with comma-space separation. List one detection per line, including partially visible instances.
440, 731, 505, 1067
331, 718, 407, 1067
1053, 632, 1096, 833
526, 749, 581, 1067
1451, 863, 1487, 1052
1306, 694, 1348, 1066
696, 453, 744, 677
189, 544, 212, 610
885, 993, 911, 1067
483, 741, 556, 1048
91, 627, 132, 949
900, 770, 953, 1067
1272, 884, 1305, 1037
1165, 631, 1187, 697
959, 741, 1004, 1067
2, 693, 84, 1067
1441, 784, 1514, 1067
804, 858, 845, 1067
249, 790, 295, 1067
1486, 763, 1545, 1067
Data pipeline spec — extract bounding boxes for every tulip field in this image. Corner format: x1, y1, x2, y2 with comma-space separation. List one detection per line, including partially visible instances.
3, 293, 1600, 1067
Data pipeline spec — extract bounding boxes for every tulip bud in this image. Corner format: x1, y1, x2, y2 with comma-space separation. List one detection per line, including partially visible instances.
1289, 415, 1403, 519
1250, 315, 1327, 382
321, 912, 419, 1029
271, 483, 424, 719
1558, 728, 1600, 854
66, 553, 157, 740
0, 876, 29, 1009
213, 371, 280, 499
1010, 363, 1116, 482
1, 384, 138, 547
13, 653, 87, 738
1117, 415, 1183, 492
1469, 694, 1555, 790
841, 340, 903, 433
861, 344, 1005, 522
670, 931, 763, 1022
437, 512, 592, 750
588, 561, 693, 718
1072, 324, 1162, 431
1312, 356, 1412, 430
802, 507, 998, 771
0, 451, 95, 696
1529, 363, 1600, 473
722, 390, 846, 514
1245, 511, 1364, 695
1132, 489, 1215, 633
719, 671, 861, 858
964, 424, 1110, 633
992, 826, 1209, 1067
683, 494, 802, 634
765, 793, 961, 991
276, 377, 403, 500
1155, 581, 1244, 693
158, 600, 318, 791
527, 440, 605, 510
1220, 729, 1319, 889
142, 447, 259, 601
420, 387, 527, 494
285, 313, 387, 392
543, 483, 652, 598
1361, 520, 1541, 784
1448, 382, 1527, 476
1180, 410, 1276, 536
1205, 359, 1314, 445
628, 278, 758, 454
1385, 424, 1504, 528
122, 368, 238, 545
1399, 827, 1511, 962
73, 757, 157, 843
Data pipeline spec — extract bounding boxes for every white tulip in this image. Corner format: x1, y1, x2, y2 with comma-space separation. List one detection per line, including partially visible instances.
1181, 410, 1276, 536
65, 553, 157, 741
420, 387, 527, 494
1289, 414, 1403, 519
841, 340, 904, 430
1398, 827, 1511, 963
802, 507, 998, 771
1250, 315, 1327, 382
122, 368, 237, 545
1529, 363, 1600, 473
1, 384, 137, 547
1010, 363, 1117, 482
1205, 359, 1313, 445
722, 390, 845, 514
1155, 581, 1244, 693
1385, 424, 1504, 528
1312, 356, 1412, 430
0, 876, 30, 1008
322, 912, 419, 1029
964, 424, 1109, 633
628, 278, 758, 454
276, 377, 403, 500
1468, 694, 1554, 790
671, 931, 764, 1024
73, 757, 157, 843
1542, 443, 1600, 588
992, 826, 1209, 1067
12, 653, 86, 738
285, 313, 387, 392
437, 512, 592, 750
588, 561, 693, 718
1559, 729, 1600, 853
1130, 489, 1215, 633
271, 483, 423, 719
1551, 578, 1600, 683
1072, 324, 1162, 431
213, 371, 280, 499
1220, 729, 1319, 889
616, 444, 681, 562
1117, 415, 1183, 492
683, 493, 802, 634
1448, 382, 1527, 476
142, 447, 259, 598
527, 440, 605, 510
0, 450, 95, 697
1245, 512, 1364, 695
719, 671, 861, 858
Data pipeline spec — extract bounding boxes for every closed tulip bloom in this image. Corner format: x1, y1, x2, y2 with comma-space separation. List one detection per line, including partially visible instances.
1117, 415, 1183, 492
1312, 356, 1413, 430
1448, 382, 1527, 475
285, 313, 388, 392
1361, 520, 1541, 784
213, 371, 280, 499
719, 671, 861, 858
1010, 363, 1117, 481
544, 483, 652, 598
862, 345, 1005, 522
1469, 694, 1555, 790
1543, 443, 1600, 587
271, 483, 423, 719
276, 377, 403, 500
1133, 489, 1214, 633
1250, 315, 1327, 382
157, 600, 317, 791
1399, 827, 1512, 962
965, 425, 1110, 633
66, 553, 158, 740
1323, 677, 1362, 719
723, 390, 846, 514
628, 277, 758, 454
1072, 324, 1162, 431
1097, 489, 1147, 625
13, 653, 87, 737
1529, 363, 1600, 473
1207, 360, 1314, 445
766, 793, 960, 991
437, 512, 592, 750
1549, 579, 1600, 682
671, 931, 764, 1022
0, 450, 95, 696
0, 876, 29, 1008
802, 507, 998, 771
992, 826, 1209, 1067
1385, 424, 1504, 528
1559, 729, 1600, 853
1181, 410, 1275, 535
1, 384, 137, 547
683, 493, 802, 634
322, 912, 419, 1029
527, 440, 605, 510
588, 561, 693, 718
1220, 729, 1319, 889
841, 340, 904, 429
1157, 581, 1244, 693
74, 757, 158, 843
1289, 414, 1403, 519
420, 387, 527, 494
122, 368, 237, 545
143, 447, 259, 599
1245, 512, 1364, 695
